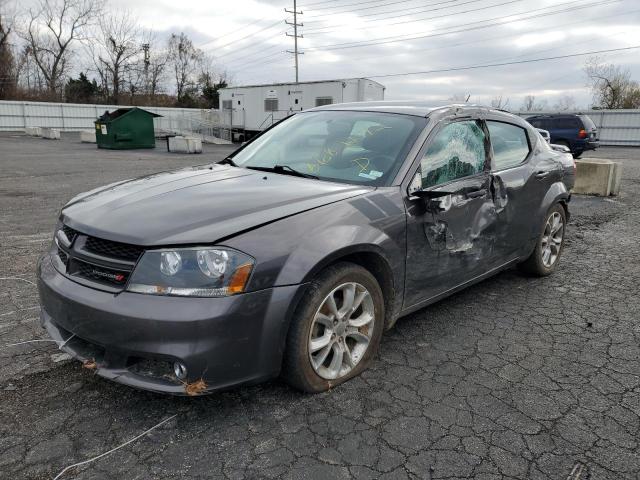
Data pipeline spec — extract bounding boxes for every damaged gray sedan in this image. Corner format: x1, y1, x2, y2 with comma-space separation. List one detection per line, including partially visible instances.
38, 102, 571, 395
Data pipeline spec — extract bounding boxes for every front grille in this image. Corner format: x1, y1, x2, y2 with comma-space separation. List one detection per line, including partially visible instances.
59, 223, 143, 291
62, 225, 77, 243
57, 248, 68, 264
69, 259, 130, 287
84, 236, 143, 262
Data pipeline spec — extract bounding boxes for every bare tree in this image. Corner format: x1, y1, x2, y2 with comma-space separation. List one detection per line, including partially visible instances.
0, 0, 18, 98
520, 95, 549, 112
21, 0, 99, 95
553, 95, 576, 111
490, 94, 510, 110
585, 56, 640, 109
91, 11, 140, 103
198, 54, 228, 108
521, 95, 536, 112
168, 32, 202, 103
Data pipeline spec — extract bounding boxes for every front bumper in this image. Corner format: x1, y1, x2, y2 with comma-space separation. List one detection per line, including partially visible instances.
37, 254, 305, 395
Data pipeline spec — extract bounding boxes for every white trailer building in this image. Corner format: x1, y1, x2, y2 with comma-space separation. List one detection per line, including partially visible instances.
218, 78, 385, 141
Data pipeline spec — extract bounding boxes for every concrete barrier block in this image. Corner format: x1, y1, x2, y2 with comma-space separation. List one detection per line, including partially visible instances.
26, 127, 41, 136
80, 130, 96, 143
168, 136, 189, 153
574, 159, 616, 196
41, 128, 60, 140
610, 162, 622, 196
185, 137, 202, 154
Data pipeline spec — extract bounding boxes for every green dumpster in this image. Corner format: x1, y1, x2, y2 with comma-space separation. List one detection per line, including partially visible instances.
94, 107, 161, 149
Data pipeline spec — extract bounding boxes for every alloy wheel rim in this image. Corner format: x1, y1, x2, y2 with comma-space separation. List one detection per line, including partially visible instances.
541, 212, 564, 268
308, 282, 375, 380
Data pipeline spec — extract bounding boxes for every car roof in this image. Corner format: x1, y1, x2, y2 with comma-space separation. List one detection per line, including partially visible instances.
307, 101, 506, 118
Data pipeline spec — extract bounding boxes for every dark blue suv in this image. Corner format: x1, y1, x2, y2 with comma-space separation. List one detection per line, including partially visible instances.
527, 114, 599, 158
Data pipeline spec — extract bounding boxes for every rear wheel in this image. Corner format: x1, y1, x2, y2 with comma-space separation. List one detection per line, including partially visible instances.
519, 204, 566, 276
282, 262, 384, 393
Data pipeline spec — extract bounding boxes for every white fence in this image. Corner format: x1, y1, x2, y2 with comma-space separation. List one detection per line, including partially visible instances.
0, 100, 209, 134
516, 109, 640, 147
1, 101, 639, 146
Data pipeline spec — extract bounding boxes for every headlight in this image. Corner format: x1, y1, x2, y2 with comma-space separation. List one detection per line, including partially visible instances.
127, 247, 254, 297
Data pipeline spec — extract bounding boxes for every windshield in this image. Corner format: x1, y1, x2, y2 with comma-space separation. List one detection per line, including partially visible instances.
231, 111, 427, 186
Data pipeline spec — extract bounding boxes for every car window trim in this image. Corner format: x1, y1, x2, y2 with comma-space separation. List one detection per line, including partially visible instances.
485, 119, 533, 173
401, 116, 490, 194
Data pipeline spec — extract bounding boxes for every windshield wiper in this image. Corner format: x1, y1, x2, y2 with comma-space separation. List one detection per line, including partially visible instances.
218, 157, 237, 167
245, 164, 319, 179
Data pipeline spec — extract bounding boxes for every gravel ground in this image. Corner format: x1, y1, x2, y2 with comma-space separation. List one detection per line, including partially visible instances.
0, 132, 638, 480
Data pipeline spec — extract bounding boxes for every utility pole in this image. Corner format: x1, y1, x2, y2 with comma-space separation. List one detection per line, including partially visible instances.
142, 43, 150, 95
285, 0, 303, 83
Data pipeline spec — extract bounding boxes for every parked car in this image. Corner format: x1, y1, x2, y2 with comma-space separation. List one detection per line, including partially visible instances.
526, 113, 599, 158
38, 103, 571, 395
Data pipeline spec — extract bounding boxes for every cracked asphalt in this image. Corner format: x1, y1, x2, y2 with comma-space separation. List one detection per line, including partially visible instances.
1, 132, 639, 479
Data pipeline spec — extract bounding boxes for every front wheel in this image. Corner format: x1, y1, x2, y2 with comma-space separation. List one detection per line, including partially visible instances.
519, 204, 567, 276
282, 262, 385, 393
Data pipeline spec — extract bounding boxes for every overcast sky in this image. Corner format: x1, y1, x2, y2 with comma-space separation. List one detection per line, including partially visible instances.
114, 0, 640, 109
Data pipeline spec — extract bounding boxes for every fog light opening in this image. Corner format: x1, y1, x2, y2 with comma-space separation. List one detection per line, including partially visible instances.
173, 361, 188, 380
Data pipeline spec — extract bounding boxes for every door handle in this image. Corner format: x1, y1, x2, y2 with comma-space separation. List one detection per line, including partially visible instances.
465, 188, 487, 199
535, 170, 550, 179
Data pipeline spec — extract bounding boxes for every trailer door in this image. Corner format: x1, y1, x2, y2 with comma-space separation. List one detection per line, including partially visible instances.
232, 94, 245, 127
289, 89, 303, 112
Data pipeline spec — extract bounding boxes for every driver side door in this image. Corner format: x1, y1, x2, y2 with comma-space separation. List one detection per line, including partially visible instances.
403, 118, 498, 309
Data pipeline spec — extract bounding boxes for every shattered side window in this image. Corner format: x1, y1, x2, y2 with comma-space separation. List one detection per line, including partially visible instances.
487, 121, 531, 170
420, 120, 486, 188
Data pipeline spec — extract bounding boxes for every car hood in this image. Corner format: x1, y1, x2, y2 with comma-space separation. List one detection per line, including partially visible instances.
61, 164, 371, 246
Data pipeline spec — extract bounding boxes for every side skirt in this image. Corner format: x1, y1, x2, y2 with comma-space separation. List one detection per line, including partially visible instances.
396, 258, 522, 320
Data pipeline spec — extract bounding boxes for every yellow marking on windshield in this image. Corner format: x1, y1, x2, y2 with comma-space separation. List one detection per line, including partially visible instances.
352, 157, 370, 173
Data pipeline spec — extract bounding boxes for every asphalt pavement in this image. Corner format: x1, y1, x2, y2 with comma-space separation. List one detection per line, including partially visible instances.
0, 132, 638, 479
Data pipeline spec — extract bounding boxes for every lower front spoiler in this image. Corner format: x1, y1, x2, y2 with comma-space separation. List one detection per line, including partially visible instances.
38, 254, 306, 395
42, 312, 189, 395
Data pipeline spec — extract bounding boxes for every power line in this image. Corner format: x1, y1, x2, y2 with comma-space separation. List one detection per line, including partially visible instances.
305, 0, 521, 34
302, 7, 640, 66
221, 43, 286, 64
300, 0, 366, 8
302, 0, 621, 51
214, 30, 287, 60
205, 15, 279, 45
306, 0, 459, 22
305, 0, 418, 18
305, 0, 416, 13
201, 20, 283, 51
229, 51, 290, 74
364, 45, 640, 79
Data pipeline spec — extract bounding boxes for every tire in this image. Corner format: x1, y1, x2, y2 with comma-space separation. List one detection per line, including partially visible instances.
573, 152, 583, 159
282, 262, 385, 393
519, 204, 567, 276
